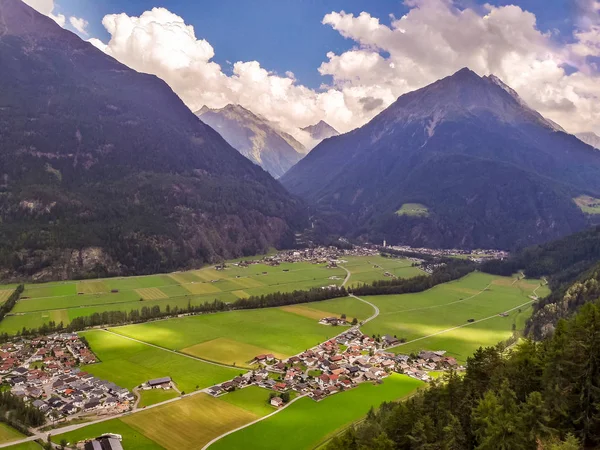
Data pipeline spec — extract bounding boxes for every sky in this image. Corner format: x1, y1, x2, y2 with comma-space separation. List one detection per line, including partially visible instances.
22, 0, 600, 142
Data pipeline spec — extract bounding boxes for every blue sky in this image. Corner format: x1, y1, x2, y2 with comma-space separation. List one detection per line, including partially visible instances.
56, 0, 576, 89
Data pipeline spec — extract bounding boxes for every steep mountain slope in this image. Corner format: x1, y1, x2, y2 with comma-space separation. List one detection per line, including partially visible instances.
196, 104, 305, 178
0, 0, 305, 281
302, 120, 339, 141
577, 132, 600, 150
282, 68, 600, 250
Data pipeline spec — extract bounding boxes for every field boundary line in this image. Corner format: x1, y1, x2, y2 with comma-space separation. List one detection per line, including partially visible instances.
201, 394, 307, 450
388, 299, 536, 351
376, 282, 493, 317
101, 329, 240, 370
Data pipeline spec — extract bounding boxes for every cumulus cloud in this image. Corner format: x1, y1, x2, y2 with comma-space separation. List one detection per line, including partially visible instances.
88, 2, 600, 136
22, 0, 65, 27
69, 16, 89, 36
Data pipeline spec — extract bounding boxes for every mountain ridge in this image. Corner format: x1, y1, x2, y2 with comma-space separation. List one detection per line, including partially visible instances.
196, 104, 305, 178
0, 0, 305, 281
281, 67, 600, 250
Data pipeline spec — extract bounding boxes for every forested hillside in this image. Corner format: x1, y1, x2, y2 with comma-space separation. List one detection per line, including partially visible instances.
327, 299, 600, 450
0, 0, 305, 281
482, 226, 600, 338
282, 69, 600, 250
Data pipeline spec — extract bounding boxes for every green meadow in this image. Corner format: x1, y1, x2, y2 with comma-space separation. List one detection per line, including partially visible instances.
138, 388, 179, 408
210, 374, 424, 450
342, 255, 424, 286
395, 203, 430, 217
361, 272, 549, 361
0, 422, 25, 445
55, 389, 275, 450
110, 304, 352, 367
80, 330, 239, 392
0, 260, 348, 334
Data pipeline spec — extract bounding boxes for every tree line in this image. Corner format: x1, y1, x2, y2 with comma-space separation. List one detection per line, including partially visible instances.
3, 286, 350, 338
327, 299, 600, 450
349, 260, 475, 296
0, 391, 46, 432
0, 284, 23, 323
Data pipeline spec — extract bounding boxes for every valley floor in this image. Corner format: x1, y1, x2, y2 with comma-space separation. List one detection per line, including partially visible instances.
0, 256, 547, 450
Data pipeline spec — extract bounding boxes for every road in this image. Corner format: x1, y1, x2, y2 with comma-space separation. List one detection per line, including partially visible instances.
200, 394, 307, 450
0, 387, 210, 448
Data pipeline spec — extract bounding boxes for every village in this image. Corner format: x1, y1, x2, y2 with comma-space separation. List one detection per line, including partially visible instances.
207, 324, 462, 407
0, 333, 135, 423
223, 246, 379, 269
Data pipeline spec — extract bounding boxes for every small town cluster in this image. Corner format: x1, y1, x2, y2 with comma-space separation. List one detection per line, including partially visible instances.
230, 246, 379, 268
384, 244, 509, 262
0, 333, 134, 421
208, 327, 462, 406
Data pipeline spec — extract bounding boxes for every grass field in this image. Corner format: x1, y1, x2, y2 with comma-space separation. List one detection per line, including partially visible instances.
0, 289, 14, 304
56, 388, 276, 450
0, 422, 25, 445
395, 203, 430, 217
0, 259, 350, 335
80, 330, 239, 392
110, 307, 345, 367
361, 272, 549, 361
138, 388, 179, 407
210, 374, 424, 450
342, 255, 424, 286
3, 443, 44, 450
574, 195, 600, 215
54, 418, 165, 449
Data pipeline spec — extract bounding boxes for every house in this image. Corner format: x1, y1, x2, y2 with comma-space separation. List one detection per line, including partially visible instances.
318, 374, 331, 386
382, 335, 400, 346
270, 397, 283, 407
274, 382, 287, 391
221, 381, 235, 392
147, 377, 171, 389
84, 400, 100, 411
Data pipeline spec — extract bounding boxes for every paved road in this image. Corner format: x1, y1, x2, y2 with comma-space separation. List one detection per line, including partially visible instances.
340, 265, 351, 287
200, 394, 307, 450
102, 329, 239, 370
350, 294, 380, 325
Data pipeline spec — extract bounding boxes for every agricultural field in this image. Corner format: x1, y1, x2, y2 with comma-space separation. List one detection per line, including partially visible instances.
0, 260, 348, 334
574, 195, 600, 215
361, 272, 549, 361
109, 301, 362, 367
342, 255, 424, 286
80, 330, 239, 392
0, 422, 25, 445
55, 389, 276, 450
210, 374, 424, 450
138, 388, 179, 408
4, 443, 44, 450
53, 418, 165, 449
395, 203, 430, 217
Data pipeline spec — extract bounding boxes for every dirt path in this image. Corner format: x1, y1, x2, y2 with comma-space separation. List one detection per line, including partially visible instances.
388, 299, 536, 351
201, 394, 307, 450
102, 329, 239, 370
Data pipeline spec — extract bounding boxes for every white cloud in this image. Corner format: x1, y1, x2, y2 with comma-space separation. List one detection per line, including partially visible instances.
88, 2, 600, 136
69, 16, 89, 36
22, 0, 65, 27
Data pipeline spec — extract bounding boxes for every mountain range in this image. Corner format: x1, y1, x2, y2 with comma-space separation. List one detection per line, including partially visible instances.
302, 121, 339, 142
577, 132, 600, 150
282, 68, 600, 250
0, 0, 304, 281
196, 104, 306, 178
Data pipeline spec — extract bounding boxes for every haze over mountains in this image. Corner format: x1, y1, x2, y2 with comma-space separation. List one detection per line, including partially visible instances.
196, 104, 305, 178
302, 121, 339, 142
577, 132, 600, 150
0, 0, 304, 281
282, 68, 600, 250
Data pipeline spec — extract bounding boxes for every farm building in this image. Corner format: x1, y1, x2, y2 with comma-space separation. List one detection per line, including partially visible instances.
84, 435, 123, 450
147, 377, 172, 389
